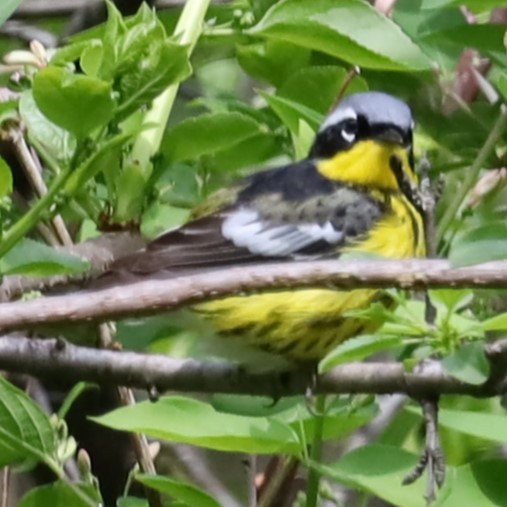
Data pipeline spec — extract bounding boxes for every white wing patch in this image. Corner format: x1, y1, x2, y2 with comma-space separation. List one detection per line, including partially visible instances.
221, 208, 344, 257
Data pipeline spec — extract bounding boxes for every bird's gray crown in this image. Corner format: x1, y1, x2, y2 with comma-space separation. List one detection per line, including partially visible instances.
321, 91, 413, 132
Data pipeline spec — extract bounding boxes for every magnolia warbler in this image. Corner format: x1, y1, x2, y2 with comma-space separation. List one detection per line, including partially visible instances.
111, 92, 426, 361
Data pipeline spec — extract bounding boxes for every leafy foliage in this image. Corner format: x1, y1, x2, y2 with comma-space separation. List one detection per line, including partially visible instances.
1, 0, 507, 505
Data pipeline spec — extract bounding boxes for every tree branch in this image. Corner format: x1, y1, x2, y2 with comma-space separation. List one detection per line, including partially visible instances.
1, 258, 507, 330
0, 336, 504, 398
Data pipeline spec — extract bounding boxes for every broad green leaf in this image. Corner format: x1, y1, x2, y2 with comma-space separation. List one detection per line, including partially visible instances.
0, 238, 89, 276
137, 475, 220, 507
93, 396, 301, 454
449, 222, 507, 267
319, 334, 405, 373
482, 312, 507, 331
407, 406, 507, 445
0, 0, 22, 26
441, 342, 490, 385
0, 155, 13, 199
141, 203, 190, 239
261, 92, 323, 133
251, 0, 431, 71
19, 481, 101, 507
208, 132, 281, 172
438, 460, 507, 507
0, 376, 56, 467
236, 40, 311, 87
19, 91, 76, 164
422, 24, 506, 53
115, 41, 190, 120
33, 67, 116, 139
117, 499, 148, 507
429, 289, 473, 313
278, 66, 368, 115
162, 112, 264, 162
318, 444, 426, 507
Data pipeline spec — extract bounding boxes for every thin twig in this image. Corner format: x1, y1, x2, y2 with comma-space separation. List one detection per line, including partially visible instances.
0, 468, 9, 507
7, 125, 73, 246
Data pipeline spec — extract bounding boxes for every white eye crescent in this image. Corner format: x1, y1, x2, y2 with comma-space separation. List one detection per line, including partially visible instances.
341, 123, 357, 143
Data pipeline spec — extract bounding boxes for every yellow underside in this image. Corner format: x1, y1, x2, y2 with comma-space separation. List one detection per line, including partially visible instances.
194, 194, 425, 361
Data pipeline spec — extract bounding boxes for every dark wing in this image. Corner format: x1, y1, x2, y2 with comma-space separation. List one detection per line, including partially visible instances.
110, 161, 386, 275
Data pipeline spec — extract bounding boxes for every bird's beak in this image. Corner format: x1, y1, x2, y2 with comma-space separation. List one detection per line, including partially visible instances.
376, 127, 407, 146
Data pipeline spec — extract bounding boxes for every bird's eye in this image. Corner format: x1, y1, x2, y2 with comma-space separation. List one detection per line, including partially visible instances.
340, 120, 358, 144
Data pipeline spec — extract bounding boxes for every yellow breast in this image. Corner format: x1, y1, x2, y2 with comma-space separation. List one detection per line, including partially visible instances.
194, 193, 425, 362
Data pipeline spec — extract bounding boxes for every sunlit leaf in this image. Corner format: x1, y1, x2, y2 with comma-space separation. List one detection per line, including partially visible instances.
319, 334, 406, 373
93, 396, 301, 455
33, 67, 116, 139
137, 475, 220, 507
162, 112, 264, 162
251, 0, 431, 71
0, 0, 22, 26
0, 238, 89, 276
0, 376, 56, 467
449, 222, 507, 267
441, 342, 490, 385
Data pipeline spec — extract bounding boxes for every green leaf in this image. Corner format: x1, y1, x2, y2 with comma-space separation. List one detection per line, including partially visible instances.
0, 376, 56, 467
318, 444, 425, 507
0, 155, 13, 199
0, 238, 89, 276
437, 460, 507, 507
275, 397, 377, 442
278, 66, 368, 114
251, 0, 431, 71
422, 24, 506, 53
208, 132, 281, 172
19, 91, 76, 164
236, 40, 311, 87
115, 41, 190, 120
261, 92, 323, 133
162, 112, 264, 162
136, 475, 220, 507
117, 498, 148, 507
408, 406, 507, 445
441, 342, 490, 385
482, 312, 507, 331
292, 119, 315, 160
32, 67, 116, 139
113, 162, 149, 222
19, 481, 100, 507
141, 203, 190, 239
93, 396, 301, 454
319, 334, 405, 373
0, 98, 18, 123
449, 222, 507, 267
63, 132, 133, 197
0, 0, 22, 26
429, 289, 473, 313
49, 40, 101, 67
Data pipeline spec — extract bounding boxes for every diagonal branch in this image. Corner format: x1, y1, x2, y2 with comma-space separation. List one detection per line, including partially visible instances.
1, 258, 507, 330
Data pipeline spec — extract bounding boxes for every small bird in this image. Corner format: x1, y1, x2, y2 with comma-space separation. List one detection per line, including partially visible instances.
111, 91, 426, 361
